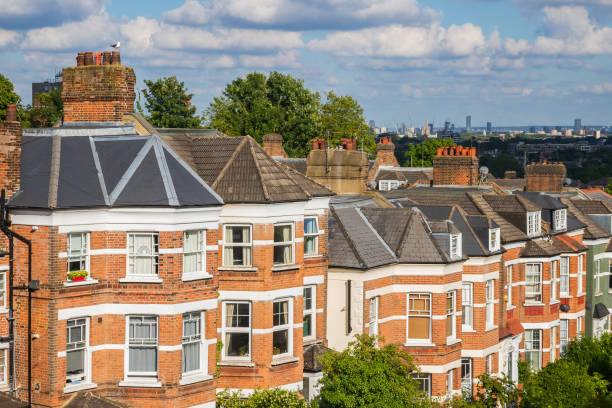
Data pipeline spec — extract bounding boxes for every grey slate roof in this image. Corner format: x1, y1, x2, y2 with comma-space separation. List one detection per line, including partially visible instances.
581, 189, 612, 206
276, 158, 307, 175
329, 206, 453, 269
517, 192, 566, 210
375, 168, 430, 184
9, 125, 223, 209
571, 199, 612, 215
160, 134, 333, 204
520, 239, 562, 257
303, 343, 333, 372
562, 199, 611, 240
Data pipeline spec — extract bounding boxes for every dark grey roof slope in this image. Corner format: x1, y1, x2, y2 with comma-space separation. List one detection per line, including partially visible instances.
276, 158, 307, 174
594, 302, 610, 319
10, 126, 223, 209
571, 199, 612, 215
517, 192, 566, 210
562, 199, 611, 240
161, 134, 333, 204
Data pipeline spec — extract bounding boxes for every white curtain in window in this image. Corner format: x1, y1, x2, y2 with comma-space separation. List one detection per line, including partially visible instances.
133, 235, 153, 275
305, 218, 317, 234
182, 342, 199, 373
66, 349, 84, 374
184, 231, 202, 274
129, 347, 156, 373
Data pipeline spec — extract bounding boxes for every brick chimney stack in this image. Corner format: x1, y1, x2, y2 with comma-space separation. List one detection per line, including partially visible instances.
432, 146, 479, 186
262, 133, 288, 158
375, 136, 399, 166
0, 105, 22, 197
62, 50, 136, 122
525, 160, 566, 192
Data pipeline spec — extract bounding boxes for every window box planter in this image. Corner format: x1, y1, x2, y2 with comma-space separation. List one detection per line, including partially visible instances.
68, 270, 88, 282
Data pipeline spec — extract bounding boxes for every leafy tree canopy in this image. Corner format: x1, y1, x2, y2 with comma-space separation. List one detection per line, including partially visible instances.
0, 74, 21, 121
20, 88, 63, 128
605, 178, 612, 195
315, 335, 429, 408
138, 76, 201, 129
479, 154, 524, 178
449, 374, 521, 408
404, 138, 455, 167
217, 388, 309, 408
204, 72, 322, 157
563, 333, 612, 389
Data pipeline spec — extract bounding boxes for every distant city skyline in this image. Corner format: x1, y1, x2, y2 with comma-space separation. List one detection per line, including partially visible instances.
1, 0, 612, 125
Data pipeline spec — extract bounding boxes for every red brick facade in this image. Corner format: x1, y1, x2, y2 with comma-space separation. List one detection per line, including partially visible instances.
262, 134, 288, 158
0, 106, 21, 197
432, 147, 479, 186
525, 161, 566, 192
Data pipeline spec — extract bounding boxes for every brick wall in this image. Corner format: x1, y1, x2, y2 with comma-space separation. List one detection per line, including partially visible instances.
262, 134, 288, 158
432, 147, 478, 186
0, 105, 22, 198
525, 161, 566, 192
367, 137, 399, 182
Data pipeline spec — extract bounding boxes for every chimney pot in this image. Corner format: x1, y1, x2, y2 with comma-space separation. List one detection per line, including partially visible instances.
76, 52, 85, 66
111, 51, 121, 65
542, 158, 547, 164
103, 51, 111, 65
94, 52, 102, 65
5, 105, 17, 122
436, 147, 443, 156
84, 52, 94, 66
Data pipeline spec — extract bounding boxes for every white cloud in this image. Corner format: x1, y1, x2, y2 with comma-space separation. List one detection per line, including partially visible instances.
0, 28, 20, 48
119, 17, 161, 57
308, 23, 487, 58
210, 55, 236, 68
239, 50, 300, 68
327, 77, 339, 85
575, 82, 612, 94
501, 87, 533, 96
163, 0, 210, 25
0, 0, 107, 29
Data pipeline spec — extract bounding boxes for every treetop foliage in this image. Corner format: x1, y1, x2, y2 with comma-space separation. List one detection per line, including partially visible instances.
0, 74, 21, 122
404, 138, 455, 167
138, 76, 201, 129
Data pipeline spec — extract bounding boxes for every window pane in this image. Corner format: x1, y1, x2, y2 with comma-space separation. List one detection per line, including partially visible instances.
304, 218, 318, 234
273, 329, 289, 355
225, 333, 249, 357
305, 236, 317, 255
66, 349, 84, 375
273, 301, 289, 326
182, 342, 200, 373
274, 225, 292, 243
408, 317, 430, 339
274, 244, 292, 265
226, 303, 250, 328
129, 347, 157, 373
304, 287, 312, 311
227, 226, 250, 244
303, 314, 312, 338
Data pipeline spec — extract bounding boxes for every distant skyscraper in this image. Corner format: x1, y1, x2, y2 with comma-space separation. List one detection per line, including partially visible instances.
444, 120, 450, 131
428, 123, 434, 134
486, 122, 492, 133
574, 118, 582, 131
466, 115, 471, 132
529, 126, 536, 134
369, 120, 375, 130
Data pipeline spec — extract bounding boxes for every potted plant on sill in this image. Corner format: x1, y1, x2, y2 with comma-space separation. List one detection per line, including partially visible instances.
68, 270, 88, 282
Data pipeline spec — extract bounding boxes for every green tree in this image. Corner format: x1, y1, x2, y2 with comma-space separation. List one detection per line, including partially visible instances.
314, 335, 429, 408
0, 74, 21, 121
404, 139, 455, 167
217, 388, 309, 408
23, 88, 63, 127
204, 72, 322, 157
449, 374, 521, 408
521, 359, 608, 408
605, 178, 612, 195
479, 154, 524, 178
563, 333, 612, 387
139, 76, 201, 128
320, 91, 375, 156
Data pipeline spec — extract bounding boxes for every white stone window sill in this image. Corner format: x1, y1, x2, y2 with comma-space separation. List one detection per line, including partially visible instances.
271, 264, 300, 272
218, 266, 258, 272
64, 382, 97, 393
182, 273, 213, 282
304, 254, 322, 259
271, 356, 299, 366
485, 325, 498, 332
506, 305, 516, 311
461, 327, 476, 333
218, 360, 255, 367
0, 308, 9, 314
303, 338, 321, 346
404, 341, 435, 347
447, 338, 462, 346
577, 292, 586, 297
0, 384, 8, 392
119, 276, 163, 284
180, 373, 213, 385
596, 292, 603, 297
549, 300, 560, 305
524, 302, 546, 307
119, 379, 162, 388
64, 279, 99, 287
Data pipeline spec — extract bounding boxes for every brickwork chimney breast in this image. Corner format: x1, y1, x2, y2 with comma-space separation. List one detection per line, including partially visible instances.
0, 105, 22, 197
432, 146, 479, 186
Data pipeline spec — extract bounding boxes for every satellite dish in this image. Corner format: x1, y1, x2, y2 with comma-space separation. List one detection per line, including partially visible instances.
479, 166, 489, 175
564, 178, 572, 186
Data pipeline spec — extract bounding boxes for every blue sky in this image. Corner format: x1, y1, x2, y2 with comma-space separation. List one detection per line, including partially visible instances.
1, 0, 611, 128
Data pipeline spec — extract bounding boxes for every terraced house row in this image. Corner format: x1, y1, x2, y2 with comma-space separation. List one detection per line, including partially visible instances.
0, 52, 610, 407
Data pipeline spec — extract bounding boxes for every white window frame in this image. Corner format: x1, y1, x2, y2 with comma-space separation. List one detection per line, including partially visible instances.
407, 293, 432, 343
485, 280, 495, 327
526, 263, 542, 303
485, 354, 493, 374
527, 211, 541, 236
67, 232, 90, 280
506, 265, 513, 309
446, 291, 456, 341
273, 223, 294, 266
182, 311, 207, 378
595, 260, 601, 294
221, 301, 251, 361
127, 233, 159, 276
461, 358, 473, 395
0, 348, 6, 387
304, 217, 319, 256
560, 319, 569, 355
183, 230, 206, 277
577, 316, 583, 338
550, 326, 557, 362
272, 298, 293, 359
447, 369, 454, 396
554, 209, 567, 231
66, 318, 90, 386
368, 296, 378, 338
560, 257, 570, 297
525, 329, 542, 371
223, 225, 253, 267
550, 261, 558, 302
126, 316, 158, 379
0, 271, 6, 309
462, 283, 473, 330
450, 234, 461, 259
414, 374, 431, 398
303, 286, 316, 341
489, 228, 500, 252
577, 255, 584, 294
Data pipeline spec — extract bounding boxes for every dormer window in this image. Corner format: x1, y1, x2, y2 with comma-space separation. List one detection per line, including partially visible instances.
527, 211, 541, 236
553, 209, 567, 231
489, 228, 500, 252
450, 234, 461, 259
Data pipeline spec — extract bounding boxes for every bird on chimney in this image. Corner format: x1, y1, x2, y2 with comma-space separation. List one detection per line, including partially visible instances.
110, 41, 120, 49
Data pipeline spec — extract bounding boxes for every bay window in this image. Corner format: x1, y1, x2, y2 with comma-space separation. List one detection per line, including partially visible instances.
550, 326, 556, 362
183, 230, 206, 276
507, 265, 513, 308
223, 225, 252, 267
127, 316, 158, 378
447, 369, 454, 396
66, 318, 88, 385
550, 261, 558, 302
303, 286, 316, 340
67, 232, 89, 279
595, 260, 601, 294
368, 296, 378, 338
560, 257, 569, 297
486, 280, 495, 327
273, 224, 294, 265
560, 319, 569, 355
462, 283, 473, 329
461, 358, 472, 395
223, 302, 251, 360
446, 291, 456, 340
127, 233, 159, 276
577, 255, 584, 294
526, 263, 542, 303
414, 374, 431, 398
182, 312, 204, 376
407, 293, 431, 342
485, 354, 493, 374
273, 299, 292, 358
0, 349, 5, 386
304, 217, 319, 256
525, 329, 541, 371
